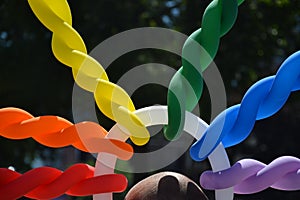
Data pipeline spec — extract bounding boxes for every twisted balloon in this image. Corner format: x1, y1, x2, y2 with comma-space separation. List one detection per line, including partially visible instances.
0, 164, 127, 199
190, 51, 300, 161
0, 107, 133, 160
27, 0, 150, 146
164, 0, 245, 140
200, 156, 300, 194
94, 105, 233, 200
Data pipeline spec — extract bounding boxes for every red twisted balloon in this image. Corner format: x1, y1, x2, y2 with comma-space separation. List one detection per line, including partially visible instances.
0, 107, 133, 160
0, 164, 127, 199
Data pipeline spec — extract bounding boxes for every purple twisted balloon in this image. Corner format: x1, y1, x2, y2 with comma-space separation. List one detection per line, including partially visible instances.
200, 156, 300, 194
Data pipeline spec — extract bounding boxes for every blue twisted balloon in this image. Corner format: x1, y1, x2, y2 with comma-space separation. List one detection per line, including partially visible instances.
190, 51, 300, 161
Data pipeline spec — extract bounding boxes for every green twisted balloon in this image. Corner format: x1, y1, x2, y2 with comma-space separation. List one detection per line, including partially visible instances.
164, 0, 245, 140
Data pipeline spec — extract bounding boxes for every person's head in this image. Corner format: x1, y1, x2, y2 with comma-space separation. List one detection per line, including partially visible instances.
125, 172, 208, 200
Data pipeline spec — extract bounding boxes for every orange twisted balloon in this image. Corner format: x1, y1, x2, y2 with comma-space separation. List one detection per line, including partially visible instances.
27, 0, 150, 146
0, 107, 133, 160
0, 164, 128, 199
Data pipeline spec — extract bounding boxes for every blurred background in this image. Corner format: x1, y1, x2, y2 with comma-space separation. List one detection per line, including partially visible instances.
1, 0, 300, 199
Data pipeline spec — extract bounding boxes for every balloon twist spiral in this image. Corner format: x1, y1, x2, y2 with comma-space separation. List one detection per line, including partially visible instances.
0, 164, 128, 199
0, 107, 133, 160
190, 51, 300, 161
164, 0, 244, 140
27, 0, 150, 146
200, 156, 300, 193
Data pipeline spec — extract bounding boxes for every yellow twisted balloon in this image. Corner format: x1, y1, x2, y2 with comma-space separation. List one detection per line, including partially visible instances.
27, 0, 149, 145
